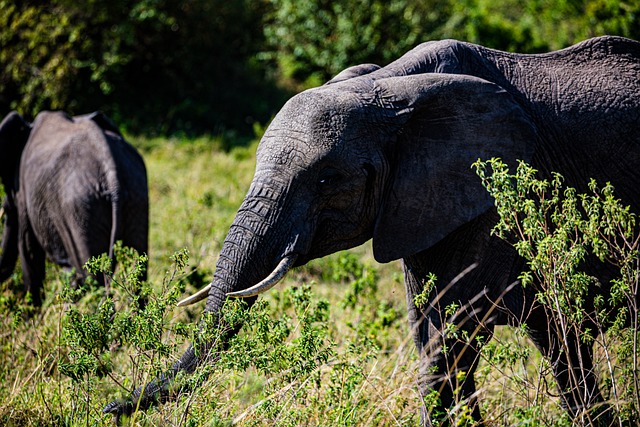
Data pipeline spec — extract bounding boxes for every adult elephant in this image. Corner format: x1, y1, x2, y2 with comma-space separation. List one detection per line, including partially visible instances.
0, 111, 148, 306
105, 36, 640, 425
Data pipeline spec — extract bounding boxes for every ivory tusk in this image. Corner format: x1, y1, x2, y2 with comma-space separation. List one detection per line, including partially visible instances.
227, 254, 297, 298
0, 206, 4, 220
176, 283, 212, 307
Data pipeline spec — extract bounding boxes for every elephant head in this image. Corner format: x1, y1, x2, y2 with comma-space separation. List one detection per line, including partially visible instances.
0, 112, 31, 282
106, 70, 536, 416
183, 72, 535, 300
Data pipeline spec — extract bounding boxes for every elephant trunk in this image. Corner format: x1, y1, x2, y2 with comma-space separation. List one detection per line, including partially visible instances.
104, 178, 295, 417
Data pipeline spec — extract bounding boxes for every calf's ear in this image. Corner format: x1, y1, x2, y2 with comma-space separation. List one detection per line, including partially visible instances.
75, 111, 122, 136
0, 111, 31, 186
0, 111, 30, 141
372, 73, 537, 263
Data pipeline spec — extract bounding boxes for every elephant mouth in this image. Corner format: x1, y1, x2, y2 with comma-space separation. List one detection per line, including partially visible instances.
176, 253, 299, 306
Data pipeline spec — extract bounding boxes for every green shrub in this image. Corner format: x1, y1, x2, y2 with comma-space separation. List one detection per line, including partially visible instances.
0, 239, 412, 426
474, 158, 640, 424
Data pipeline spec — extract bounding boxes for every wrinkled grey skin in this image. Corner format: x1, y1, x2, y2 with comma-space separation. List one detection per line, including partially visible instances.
105, 36, 640, 425
0, 111, 148, 306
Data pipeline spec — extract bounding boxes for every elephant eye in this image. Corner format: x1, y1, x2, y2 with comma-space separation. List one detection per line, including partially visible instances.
318, 168, 344, 190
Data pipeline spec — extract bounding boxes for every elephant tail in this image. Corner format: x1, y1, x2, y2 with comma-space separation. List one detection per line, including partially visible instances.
72, 111, 123, 288
105, 171, 123, 292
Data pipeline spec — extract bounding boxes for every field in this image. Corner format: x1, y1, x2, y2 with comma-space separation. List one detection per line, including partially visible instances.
3, 2, 639, 425
0, 135, 590, 426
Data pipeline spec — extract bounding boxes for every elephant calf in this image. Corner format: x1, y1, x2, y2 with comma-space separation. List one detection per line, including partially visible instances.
0, 111, 148, 306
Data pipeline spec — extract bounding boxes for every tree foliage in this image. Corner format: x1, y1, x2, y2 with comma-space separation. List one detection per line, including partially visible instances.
262, 0, 452, 87
265, 0, 640, 85
0, 0, 283, 134
1, 0, 638, 134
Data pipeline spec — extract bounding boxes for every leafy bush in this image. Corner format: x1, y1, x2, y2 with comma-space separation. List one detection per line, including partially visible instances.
474, 158, 640, 424
56, 243, 189, 424
0, 238, 413, 425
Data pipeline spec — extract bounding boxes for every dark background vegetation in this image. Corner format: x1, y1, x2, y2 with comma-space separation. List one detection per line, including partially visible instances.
1, 0, 638, 136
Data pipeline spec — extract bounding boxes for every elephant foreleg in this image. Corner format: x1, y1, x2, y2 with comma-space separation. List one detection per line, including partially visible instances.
421, 302, 491, 426
403, 260, 491, 426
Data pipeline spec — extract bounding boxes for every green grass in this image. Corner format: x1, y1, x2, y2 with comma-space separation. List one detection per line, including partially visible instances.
0, 136, 579, 426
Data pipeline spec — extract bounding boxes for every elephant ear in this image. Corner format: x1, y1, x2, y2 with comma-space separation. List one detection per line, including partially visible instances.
75, 111, 122, 136
0, 111, 31, 190
372, 73, 537, 263
325, 63, 381, 85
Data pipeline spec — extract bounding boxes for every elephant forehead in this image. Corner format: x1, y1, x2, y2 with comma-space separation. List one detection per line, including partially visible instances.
256, 134, 324, 168
258, 90, 364, 166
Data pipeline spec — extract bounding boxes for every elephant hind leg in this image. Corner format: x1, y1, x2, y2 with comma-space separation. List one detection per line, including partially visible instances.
527, 319, 611, 425
554, 340, 611, 425
59, 202, 112, 290
18, 222, 46, 306
120, 220, 149, 283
